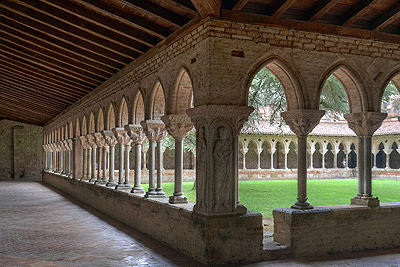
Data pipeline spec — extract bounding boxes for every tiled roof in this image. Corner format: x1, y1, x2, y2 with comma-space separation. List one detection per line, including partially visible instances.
242, 117, 400, 137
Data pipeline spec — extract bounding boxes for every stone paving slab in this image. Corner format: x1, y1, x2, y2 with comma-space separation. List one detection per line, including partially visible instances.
2, 180, 400, 267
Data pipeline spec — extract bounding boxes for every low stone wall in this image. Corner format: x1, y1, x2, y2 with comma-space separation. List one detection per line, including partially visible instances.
273, 203, 400, 257
43, 172, 264, 265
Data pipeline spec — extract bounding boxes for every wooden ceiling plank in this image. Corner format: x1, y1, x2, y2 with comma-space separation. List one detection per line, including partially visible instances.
0, 2, 130, 65
158, 0, 198, 16
40, 0, 157, 47
0, 95, 58, 117
0, 106, 47, 126
371, 4, 400, 31
0, 57, 93, 94
0, 71, 78, 105
73, 0, 169, 39
0, 43, 102, 87
0, 30, 111, 80
306, 0, 339, 22
189, 0, 221, 17
26, 0, 148, 55
271, 0, 297, 17
120, 0, 186, 28
232, 0, 250, 11
0, 16, 122, 72
0, 49, 97, 90
340, 0, 380, 27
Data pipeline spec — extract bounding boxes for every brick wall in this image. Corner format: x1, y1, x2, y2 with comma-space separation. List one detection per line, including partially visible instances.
0, 120, 43, 179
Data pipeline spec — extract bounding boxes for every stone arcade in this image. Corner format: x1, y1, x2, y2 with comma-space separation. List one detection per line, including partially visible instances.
3, 0, 400, 265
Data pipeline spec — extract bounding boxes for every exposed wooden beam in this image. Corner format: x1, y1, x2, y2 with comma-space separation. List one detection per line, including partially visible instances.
222, 9, 400, 45
160, 0, 198, 16
0, 94, 56, 118
340, 0, 380, 27
306, 0, 339, 22
190, 0, 221, 17
271, 0, 297, 17
0, 106, 46, 126
72, 0, 168, 39
232, 0, 250, 11
370, 4, 400, 31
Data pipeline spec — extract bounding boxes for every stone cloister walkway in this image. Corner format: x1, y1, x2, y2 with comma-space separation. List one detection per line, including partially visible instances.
1, 179, 400, 267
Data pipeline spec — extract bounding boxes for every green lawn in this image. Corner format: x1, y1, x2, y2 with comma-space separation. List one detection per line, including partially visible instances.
141, 179, 400, 219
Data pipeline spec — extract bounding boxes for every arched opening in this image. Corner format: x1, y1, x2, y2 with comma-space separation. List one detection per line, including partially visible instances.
107, 104, 115, 130
119, 97, 129, 127
81, 116, 87, 136
325, 143, 334, 168
349, 143, 357, 168
390, 142, 400, 169
88, 113, 95, 134
97, 108, 104, 132
377, 142, 385, 168
313, 142, 322, 169
260, 141, 271, 169
337, 143, 346, 168
246, 140, 258, 169
287, 141, 297, 169
151, 82, 165, 120
133, 91, 145, 124
173, 68, 193, 114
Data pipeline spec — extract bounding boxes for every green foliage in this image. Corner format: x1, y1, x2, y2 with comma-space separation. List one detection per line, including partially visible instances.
319, 75, 349, 119
162, 130, 196, 153
382, 81, 399, 103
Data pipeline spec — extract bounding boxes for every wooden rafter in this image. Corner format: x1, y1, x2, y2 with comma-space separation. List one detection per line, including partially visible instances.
306, 0, 339, 22
190, 0, 221, 17
232, 0, 250, 11
271, 0, 297, 17
370, 4, 400, 31
340, 0, 381, 27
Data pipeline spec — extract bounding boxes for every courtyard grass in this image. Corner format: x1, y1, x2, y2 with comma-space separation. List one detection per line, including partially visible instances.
141, 179, 400, 219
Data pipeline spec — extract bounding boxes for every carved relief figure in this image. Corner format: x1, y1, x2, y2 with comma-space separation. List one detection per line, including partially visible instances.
212, 126, 233, 213
196, 125, 207, 211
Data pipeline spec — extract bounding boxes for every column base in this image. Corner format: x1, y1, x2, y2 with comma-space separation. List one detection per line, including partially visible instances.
94, 179, 107, 185
351, 196, 380, 207
80, 176, 90, 181
156, 188, 166, 196
106, 181, 117, 187
89, 177, 97, 183
131, 186, 145, 194
169, 195, 188, 204
291, 201, 313, 210
145, 189, 160, 198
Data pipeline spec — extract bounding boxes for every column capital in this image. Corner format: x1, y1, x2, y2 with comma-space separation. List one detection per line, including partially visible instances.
62, 140, 70, 151
140, 120, 167, 142
86, 135, 97, 149
344, 112, 387, 137
42, 144, 48, 152
240, 148, 248, 154
102, 130, 118, 147
79, 136, 91, 150
125, 124, 147, 145
112, 127, 131, 146
161, 114, 194, 140
282, 109, 325, 137
93, 132, 106, 148
383, 148, 392, 155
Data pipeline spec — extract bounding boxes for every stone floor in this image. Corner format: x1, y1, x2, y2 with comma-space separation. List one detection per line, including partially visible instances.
1, 179, 400, 267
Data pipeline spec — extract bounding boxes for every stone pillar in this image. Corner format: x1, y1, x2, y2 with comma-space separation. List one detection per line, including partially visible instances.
141, 120, 167, 198
126, 124, 146, 194
345, 112, 386, 207
156, 139, 166, 195
344, 148, 350, 169
67, 139, 73, 178
383, 148, 392, 169
94, 133, 106, 184
42, 145, 48, 170
372, 149, 379, 169
142, 145, 148, 170
62, 140, 69, 175
333, 149, 339, 168
269, 148, 276, 170
240, 148, 248, 169
187, 105, 254, 215
55, 142, 61, 173
72, 137, 82, 179
321, 147, 328, 169
102, 130, 118, 187
87, 135, 97, 182
162, 114, 194, 204
79, 136, 90, 180
282, 109, 325, 210
113, 128, 132, 190
256, 148, 263, 169
284, 148, 289, 169
308, 144, 315, 169
60, 141, 66, 174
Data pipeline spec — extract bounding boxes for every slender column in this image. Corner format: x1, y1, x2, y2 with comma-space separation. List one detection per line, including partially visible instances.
256, 148, 263, 169
141, 120, 167, 198
345, 112, 386, 207
93, 133, 106, 183
372, 149, 379, 169
282, 109, 325, 210
87, 135, 97, 182
383, 148, 392, 169
71, 137, 82, 179
59, 142, 65, 174
321, 148, 327, 169
344, 149, 350, 169
156, 140, 166, 195
187, 105, 254, 215
103, 146, 108, 181
357, 137, 365, 197
284, 149, 289, 169
67, 139, 73, 178
113, 128, 132, 190
269, 148, 276, 170
126, 125, 146, 194
333, 149, 339, 168
55, 143, 61, 173
240, 148, 248, 169
102, 130, 118, 187
79, 136, 90, 180
142, 146, 148, 170
309, 148, 315, 169
162, 114, 194, 204
42, 145, 48, 170
87, 147, 92, 181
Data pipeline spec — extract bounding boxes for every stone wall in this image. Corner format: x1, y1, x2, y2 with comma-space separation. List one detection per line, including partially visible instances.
0, 120, 43, 179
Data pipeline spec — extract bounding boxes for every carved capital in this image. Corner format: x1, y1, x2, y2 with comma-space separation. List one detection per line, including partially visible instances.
62, 140, 70, 151
86, 134, 97, 149
141, 120, 167, 142
42, 144, 48, 152
102, 130, 118, 147
125, 124, 147, 145
344, 112, 387, 137
162, 114, 194, 140
282, 109, 325, 137
79, 136, 91, 150
112, 128, 131, 146
93, 132, 106, 148
67, 139, 73, 150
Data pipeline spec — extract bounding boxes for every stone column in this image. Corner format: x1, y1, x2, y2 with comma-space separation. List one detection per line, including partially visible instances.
71, 137, 82, 179
126, 124, 146, 194
93, 133, 106, 184
383, 148, 392, 169
345, 112, 386, 207
282, 109, 325, 210
372, 149, 379, 169
343, 148, 350, 169
141, 120, 167, 198
156, 138, 166, 195
333, 149, 339, 168
269, 148, 276, 170
67, 139, 73, 178
142, 145, 148, 170
308, 144, 315, 169
240, 148, 248, 169
256, 148, 263, 169
102, 130, 118, 187
187, 105, 254, 215
55, 142, 62, 173
42, 145, 48, 170
79, 136, 90, 180
62, 140, 70, 175
284, 148, 290, 169
87, 135, 97, 182
162, 114, 194, 204
321, 147, 328, 169
113, 128, 132, 190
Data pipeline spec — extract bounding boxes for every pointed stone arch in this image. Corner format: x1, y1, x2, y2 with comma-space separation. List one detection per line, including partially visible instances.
75, 118, 80, 137
106, 103, 116, 130
151, 80, 166, 120
318, 63, 367, 113
88, 112, 95, 134
117, 96, 129, 127
81, 116, 87, 136
245, 56, 304, 111
169, 67, 194, 114
97, 108, 105, 132
132, 91, 145, 124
